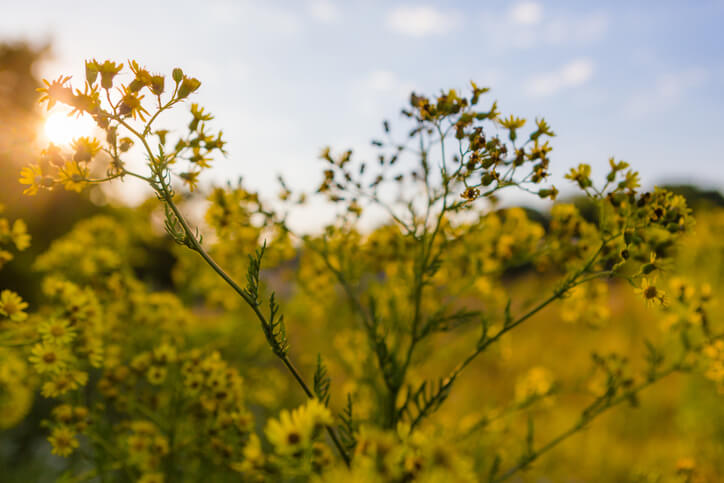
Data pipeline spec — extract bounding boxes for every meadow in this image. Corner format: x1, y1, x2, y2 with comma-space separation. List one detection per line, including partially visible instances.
1, 56, 723, 482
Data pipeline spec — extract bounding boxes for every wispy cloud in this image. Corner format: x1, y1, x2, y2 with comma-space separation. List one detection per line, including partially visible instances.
625, 67, 709, 117
481, 8, 609, 50
509, 2, 543, 25
351, 70, 415, 117
526, 58, 595, 97
307, 0, 341, 24
385, 5, 459, 37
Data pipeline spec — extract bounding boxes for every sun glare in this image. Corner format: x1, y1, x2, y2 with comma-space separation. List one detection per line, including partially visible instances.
43, 110, 96, 146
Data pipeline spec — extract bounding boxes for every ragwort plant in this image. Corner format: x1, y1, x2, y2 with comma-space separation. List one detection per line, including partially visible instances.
2, 59, 721, 481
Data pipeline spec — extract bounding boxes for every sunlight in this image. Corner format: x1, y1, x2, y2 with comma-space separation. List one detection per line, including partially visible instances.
43, 110, 96, 146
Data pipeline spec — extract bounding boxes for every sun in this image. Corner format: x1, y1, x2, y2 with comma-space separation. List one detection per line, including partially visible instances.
43, 110, 96, 146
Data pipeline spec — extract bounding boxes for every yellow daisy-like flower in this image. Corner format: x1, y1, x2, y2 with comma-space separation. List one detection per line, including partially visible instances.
37, 75, 73, 110
146, 365, 167, 385
266, 409, 308, 455
38, 318, 77, 345
634, 277, 666, 307
118, 85, 149, 121
29, 342, 71, 374
180, 171, 200, 192
41, 370, 88, 398
48, 425, 79, 457
58, 161, 90, 193
19, 164, 46, 195
0, 290, 29, 322
153, 343, 178, 364
71, 136, 102, 163
265, 399, 333, 456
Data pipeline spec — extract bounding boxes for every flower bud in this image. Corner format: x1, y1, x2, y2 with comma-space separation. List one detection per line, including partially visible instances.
172, 68, 184, 83
119, 138, 133, 152
85, 60, 99, 85
642, 263, 656, 275
177, 77, 201, 99
94, 113, 109, 129
129, 79, 145, 93
150, 75, 165, 96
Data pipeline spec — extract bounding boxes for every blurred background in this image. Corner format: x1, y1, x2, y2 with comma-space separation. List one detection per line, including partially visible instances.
1, 1, 723, 481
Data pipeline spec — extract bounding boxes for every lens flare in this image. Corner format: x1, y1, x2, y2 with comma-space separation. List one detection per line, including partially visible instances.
43, 111, 96, 146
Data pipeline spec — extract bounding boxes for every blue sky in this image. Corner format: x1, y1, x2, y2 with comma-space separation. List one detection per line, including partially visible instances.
3, 0, 723, 209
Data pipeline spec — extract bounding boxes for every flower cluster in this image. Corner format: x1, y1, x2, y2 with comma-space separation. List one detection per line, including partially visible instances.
4, 61, 722, 481
23, 59, 223, 197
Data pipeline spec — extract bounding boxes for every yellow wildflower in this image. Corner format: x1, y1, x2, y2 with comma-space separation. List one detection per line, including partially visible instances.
41, 370, 89, 398
71, 136, 102, 163
147, 365, 167, 385
265, 398, 332, 456
37, 75, 73, 110
58, 161, 89, 193
48, 425, 79, 457
0, 290, 29, 321
634, 278, 666, 307
38, 318, 77, 345
19, 164, 46, 195
29, 342, 70, 374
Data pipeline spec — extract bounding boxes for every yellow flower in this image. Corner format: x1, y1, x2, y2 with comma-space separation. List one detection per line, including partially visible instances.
180, 171, 200, 192
38, 318, 77, 345
48, 425, 79, 457
0, 290, 29, 321
29, 342, 71, 374
37, 75, 73, 110
146, 365, 167, 385
634, 277, 666, 307
95, 60, 123, 89
53, 404, 74, 424
11, 219, 31, 251
177, 76, 201, 99
129, 60, 153, 92
58, 161, 89, 193
153, 343, 177, 364
515, 366, 554, 404
118, 85, 149, 121
265, 399, 332, 456
19, 164, 46, 195
41, 370, 88, 398
71, 136, 102, 163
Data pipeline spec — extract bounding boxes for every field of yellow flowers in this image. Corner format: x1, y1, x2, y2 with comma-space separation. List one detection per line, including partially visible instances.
1, 60, 723, 482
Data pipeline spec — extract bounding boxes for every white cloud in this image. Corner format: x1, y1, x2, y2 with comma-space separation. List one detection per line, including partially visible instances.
510, 2, 543, 25
308, 0, 341, 23
482, 9, 608, 50
385, 5, 459, 37
352, 70, 416, 117
206, 1, 303, 35
626, 68, 709, 117
527, 58, 595, 97
544, 11, 609, 45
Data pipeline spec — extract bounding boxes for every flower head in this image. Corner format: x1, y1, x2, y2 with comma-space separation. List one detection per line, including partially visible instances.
634, 277, 666, 307
37, 75, 73, 110
48, 425, 79, 457
29, 342, 71, 374
0, 290, 29, 322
